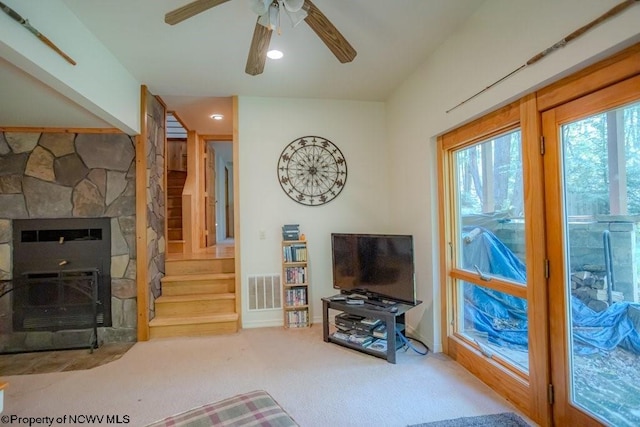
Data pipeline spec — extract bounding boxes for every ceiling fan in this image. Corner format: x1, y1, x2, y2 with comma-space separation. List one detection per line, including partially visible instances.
165, 0, 357, 76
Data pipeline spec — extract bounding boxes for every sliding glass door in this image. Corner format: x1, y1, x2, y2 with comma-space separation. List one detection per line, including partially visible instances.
543, 76, 640, 426
440, 45, 640, 426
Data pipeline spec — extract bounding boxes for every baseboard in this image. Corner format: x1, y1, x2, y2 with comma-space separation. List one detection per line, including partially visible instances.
241, 319, 285, 329
241, 316, 441, 353
405, 324, 440, 353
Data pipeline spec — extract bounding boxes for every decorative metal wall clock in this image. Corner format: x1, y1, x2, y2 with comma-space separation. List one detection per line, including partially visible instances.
277, 136, 347, 206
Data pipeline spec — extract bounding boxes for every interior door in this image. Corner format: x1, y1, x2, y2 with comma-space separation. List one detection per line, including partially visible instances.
542, 76, 640, 427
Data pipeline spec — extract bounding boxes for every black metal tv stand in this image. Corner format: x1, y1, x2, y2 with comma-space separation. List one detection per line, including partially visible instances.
322, 296, 421, 364
360, 298, 392, 308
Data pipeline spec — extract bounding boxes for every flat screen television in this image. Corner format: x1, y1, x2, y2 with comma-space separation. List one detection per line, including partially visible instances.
331, 233, 416, 305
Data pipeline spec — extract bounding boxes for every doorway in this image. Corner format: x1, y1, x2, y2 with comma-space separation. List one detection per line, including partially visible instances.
208, 141, 234, 245
439, 44, 640, 426
543, 77, 640, 427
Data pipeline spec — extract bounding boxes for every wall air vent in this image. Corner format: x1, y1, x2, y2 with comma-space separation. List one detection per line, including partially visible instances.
248, 274, 281, 310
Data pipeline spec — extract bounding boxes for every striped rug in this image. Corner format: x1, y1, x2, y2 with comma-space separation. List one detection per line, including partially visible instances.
146, 390, 299, 427
408, 412, 531, 427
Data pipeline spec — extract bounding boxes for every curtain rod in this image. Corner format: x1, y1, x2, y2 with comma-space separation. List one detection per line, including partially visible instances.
446, 0, 639, 114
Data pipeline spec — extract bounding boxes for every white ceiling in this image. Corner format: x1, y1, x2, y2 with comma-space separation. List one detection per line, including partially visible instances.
1, 0, 486, 135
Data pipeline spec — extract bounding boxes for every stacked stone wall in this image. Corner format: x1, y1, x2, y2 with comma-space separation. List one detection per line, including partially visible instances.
487, 218, 639, 303
0, 131, 137, 346
144, 90, 166, 320
569, 220, 638, 303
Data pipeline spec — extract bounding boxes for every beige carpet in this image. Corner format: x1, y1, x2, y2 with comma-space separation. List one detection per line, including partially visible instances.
1, 326, 534, 426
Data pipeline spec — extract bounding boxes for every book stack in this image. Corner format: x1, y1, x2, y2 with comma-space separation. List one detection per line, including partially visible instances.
284, 266, 307, 284
282, 224, 300, 241
281, 224, 310, 328
283, 244, 307, 262
287, 310, 308, 327
285, 287, 307, 306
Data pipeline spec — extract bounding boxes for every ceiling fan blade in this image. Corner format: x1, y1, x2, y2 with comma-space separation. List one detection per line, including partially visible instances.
245, 19, 273, 76
302, 0, 356, 63
165, 0, 231, 25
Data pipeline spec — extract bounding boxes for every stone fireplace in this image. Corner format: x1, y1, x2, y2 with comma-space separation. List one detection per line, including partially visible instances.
0, 131, 138, 352
11, 218, 111, 333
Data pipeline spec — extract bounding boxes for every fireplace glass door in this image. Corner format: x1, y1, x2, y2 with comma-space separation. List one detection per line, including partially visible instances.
15, 270, 99, 331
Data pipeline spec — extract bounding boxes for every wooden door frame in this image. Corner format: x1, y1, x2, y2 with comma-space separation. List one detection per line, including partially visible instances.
201, 137, 233, 244
437, 43, 640, 426
542, 75, 640, 426
438, 98, 547, 423
200, 96, 241, 328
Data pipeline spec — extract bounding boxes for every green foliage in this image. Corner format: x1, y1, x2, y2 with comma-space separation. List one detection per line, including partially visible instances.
455, 101, 639, 218
456, 130, 523, 217
564, 102, 640, 216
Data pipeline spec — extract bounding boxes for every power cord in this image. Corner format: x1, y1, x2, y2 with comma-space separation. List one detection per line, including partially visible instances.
396, 328, 430, 356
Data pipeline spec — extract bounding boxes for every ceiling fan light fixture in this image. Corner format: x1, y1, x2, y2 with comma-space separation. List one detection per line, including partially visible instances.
282, 0, 304, 13
284, 8, 307, 27
163, 0, 357, 76
267, 49, 283, 59
249, 0, 271, 16
257, 2, 279, 30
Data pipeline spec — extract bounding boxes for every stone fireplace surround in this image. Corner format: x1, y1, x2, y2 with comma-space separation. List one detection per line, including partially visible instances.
0, 131, 137, 352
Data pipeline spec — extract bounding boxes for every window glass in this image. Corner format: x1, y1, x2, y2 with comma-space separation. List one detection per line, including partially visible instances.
459, 281, 529, 372
454, 130, 526, 285
561, 101, 640, 425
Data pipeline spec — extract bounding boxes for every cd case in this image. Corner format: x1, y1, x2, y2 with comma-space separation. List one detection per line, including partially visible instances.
365, 339, 387, 353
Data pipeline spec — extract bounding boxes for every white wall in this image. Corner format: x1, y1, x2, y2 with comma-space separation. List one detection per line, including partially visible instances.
386, 0, 640, 351
238, 97, 388, 327
0, 0, 140, 133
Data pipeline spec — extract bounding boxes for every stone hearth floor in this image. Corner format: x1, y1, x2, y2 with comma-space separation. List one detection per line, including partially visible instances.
0, 343, 134, 375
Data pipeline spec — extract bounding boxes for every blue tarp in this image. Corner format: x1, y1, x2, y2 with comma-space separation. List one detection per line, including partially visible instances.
462, 226, 640, 355
571, 297, 640, 355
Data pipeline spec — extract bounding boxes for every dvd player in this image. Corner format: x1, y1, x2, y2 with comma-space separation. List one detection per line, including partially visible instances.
335, 313, 381, 333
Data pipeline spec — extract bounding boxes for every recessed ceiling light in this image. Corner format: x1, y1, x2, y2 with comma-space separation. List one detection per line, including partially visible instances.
210, 114, 224, 120
267, 49, 283, 60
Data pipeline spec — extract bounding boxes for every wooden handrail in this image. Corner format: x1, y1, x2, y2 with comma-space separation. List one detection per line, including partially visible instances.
182, 184, 195, 253
181, 130, 207, 253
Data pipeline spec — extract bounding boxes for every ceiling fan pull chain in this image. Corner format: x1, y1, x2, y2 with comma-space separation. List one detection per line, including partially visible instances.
277, 2, 282, 35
